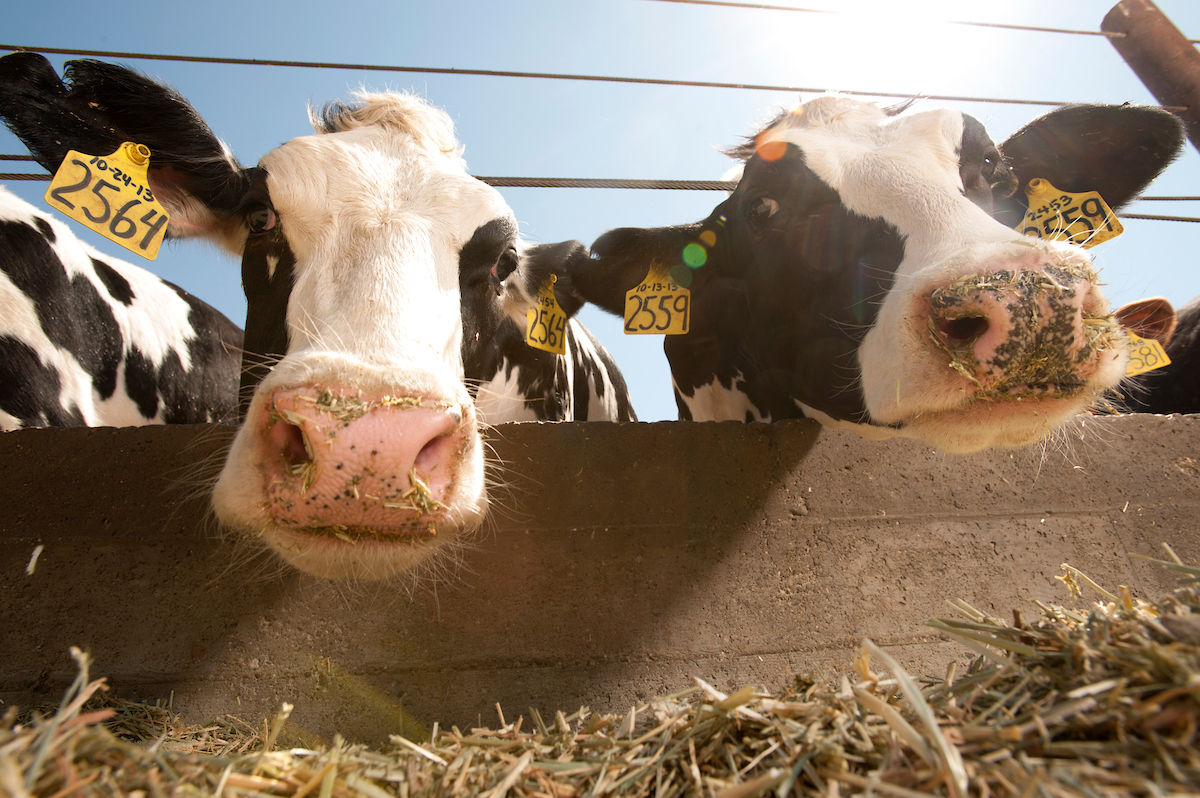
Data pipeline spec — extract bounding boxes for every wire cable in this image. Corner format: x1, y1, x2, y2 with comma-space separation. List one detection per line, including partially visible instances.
0, 44, 1111, 109
4, 170, 1197, 222
645, 0, 1135, 40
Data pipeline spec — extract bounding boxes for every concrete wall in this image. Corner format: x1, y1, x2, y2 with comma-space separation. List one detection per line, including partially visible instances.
1, 415, 1197, 744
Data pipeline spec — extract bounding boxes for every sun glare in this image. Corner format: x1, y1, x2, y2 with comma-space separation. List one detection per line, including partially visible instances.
725, 0, 1011, 100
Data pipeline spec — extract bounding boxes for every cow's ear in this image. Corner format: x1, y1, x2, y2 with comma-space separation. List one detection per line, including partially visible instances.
998, 105, 1184, 210
573, 224, 704, 316
1115, 296, 1177, 346
0, 53, 247, 248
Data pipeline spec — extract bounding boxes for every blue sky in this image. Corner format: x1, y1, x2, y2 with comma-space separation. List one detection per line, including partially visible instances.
4, 1, 1199, 422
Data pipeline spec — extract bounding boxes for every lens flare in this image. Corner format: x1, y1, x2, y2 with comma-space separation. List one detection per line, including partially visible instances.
755, 131, 787, 162
699, 230, 717, 247
682, 243, 707, 268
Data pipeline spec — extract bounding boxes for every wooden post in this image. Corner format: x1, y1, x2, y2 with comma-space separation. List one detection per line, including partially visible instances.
1103, 0, 1200, 153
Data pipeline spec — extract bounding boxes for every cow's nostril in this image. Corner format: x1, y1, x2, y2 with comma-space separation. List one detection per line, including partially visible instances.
278, 419, 312, 468
935, 315, 989, 347
414, 433, 453, 476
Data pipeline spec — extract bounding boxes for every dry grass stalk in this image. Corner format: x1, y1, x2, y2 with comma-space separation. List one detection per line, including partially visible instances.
4, 557, 1197, 796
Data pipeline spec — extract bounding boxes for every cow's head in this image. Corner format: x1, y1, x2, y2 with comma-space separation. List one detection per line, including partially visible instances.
572, 95, 1184, 452
0, 53, 600, 579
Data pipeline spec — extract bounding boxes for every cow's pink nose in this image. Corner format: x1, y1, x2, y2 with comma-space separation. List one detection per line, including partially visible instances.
928, 265, 1098, 392
262, 389, 467, 531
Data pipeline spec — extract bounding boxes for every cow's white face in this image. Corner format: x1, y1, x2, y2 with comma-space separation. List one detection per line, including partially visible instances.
759, 98, 1121, 451
213, 94, 517, 580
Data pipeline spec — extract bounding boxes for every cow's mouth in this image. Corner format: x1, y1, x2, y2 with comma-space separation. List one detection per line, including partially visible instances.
984, 379, 1088, 400
279, 521, 443, 542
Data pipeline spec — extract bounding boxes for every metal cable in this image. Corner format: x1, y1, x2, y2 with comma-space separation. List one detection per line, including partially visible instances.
645, 0, 1134, 40
4, 170, 1197, 222
1117, 212, 1200, 222
0, 44, 1110, 108
476, 177, 736, 190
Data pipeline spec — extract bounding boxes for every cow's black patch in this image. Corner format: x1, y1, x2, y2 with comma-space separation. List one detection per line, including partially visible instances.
0, 218, 124, 400
239, 197, 295, 417
33, 216, 54, 243
0, 335, 84, 427
91, 256, 134, 305
123, 344, 161, 419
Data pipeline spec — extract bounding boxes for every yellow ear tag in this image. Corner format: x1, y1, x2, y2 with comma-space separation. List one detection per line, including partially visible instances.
45, 142, 170, 260
1125, 333, 1171, 377
624, 265, 690, 335
525, 275, 567, 355
1015, 178, 1123, 249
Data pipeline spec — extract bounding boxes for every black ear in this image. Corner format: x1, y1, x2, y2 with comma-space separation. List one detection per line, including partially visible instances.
517, 240, 593, 318
993, 104, 1184, 226
0, 52, 80, 174
0, 53, 247, 231
574, 223, 703, 316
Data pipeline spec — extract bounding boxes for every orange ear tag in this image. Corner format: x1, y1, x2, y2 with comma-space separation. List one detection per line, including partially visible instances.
1015, 178, 1122, 249
45, 142, 170, 260
525, 275, 567, 355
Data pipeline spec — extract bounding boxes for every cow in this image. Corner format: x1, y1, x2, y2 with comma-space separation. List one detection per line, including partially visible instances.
0, 186, 242, 429
0, 53, 635, 581
1118, 294, 1199, 414
569, 95, 1184, 453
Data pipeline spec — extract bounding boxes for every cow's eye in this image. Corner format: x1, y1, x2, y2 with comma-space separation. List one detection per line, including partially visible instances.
245, 203, 278, 234
747, 197, 780, 228
982, 149, 1001, 182
492, 247, 519, 281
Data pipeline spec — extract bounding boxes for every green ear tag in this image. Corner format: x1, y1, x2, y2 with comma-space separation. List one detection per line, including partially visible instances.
45, 142, 170, 260
1015, 178, 1123, 249
525, 275, 567, 355
623, 265, 690, 335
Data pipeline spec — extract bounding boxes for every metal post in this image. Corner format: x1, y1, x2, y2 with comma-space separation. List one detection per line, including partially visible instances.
1103, 0, 1200, 153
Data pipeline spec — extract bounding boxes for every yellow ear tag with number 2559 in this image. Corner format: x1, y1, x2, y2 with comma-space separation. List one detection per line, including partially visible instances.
45, 142, 171, 260
1015, 178, 1123, 249
624, 266, 690, 335
525, 275, 567, 355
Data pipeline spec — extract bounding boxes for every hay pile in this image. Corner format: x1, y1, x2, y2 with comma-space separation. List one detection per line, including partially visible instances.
4, 554, 1198, 797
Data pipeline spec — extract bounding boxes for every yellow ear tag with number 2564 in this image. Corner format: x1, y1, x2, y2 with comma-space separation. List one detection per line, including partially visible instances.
1015, 178, 1123, 249
525, 275, 567, 355
45, 142, 171, 260
624, 265, 690, 335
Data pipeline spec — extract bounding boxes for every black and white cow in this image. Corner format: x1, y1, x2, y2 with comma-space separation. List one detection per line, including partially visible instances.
1120, 294, 1199, 414
570, 96, 1184, 452
0, 186, 242, 429
0, 53, 634, 581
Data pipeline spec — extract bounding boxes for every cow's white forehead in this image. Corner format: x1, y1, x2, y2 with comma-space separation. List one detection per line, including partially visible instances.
261, 94, 513, 256
255, 92, 514, 377
764, 99, 965, 219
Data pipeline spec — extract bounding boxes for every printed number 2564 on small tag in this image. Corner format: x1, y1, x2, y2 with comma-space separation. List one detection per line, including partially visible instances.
525, 276, 567, 355
45, 142, 170, 260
